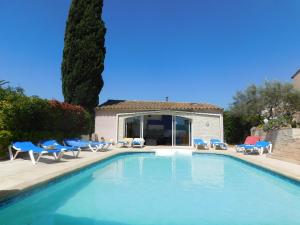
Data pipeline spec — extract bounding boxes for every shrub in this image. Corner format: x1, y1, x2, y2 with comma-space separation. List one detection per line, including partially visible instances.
48, 100, 91, 135
0, 130, 13, 146
263, 116, 291, 131
224, 111, 261, 144
0, 86, 91, 154
230, 81, 300, 131
0, 130, 13, 158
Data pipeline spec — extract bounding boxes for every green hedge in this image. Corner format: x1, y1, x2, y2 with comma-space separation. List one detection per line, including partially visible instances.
0, 87, 91, 156
224, 111, 261, 144
0, 130, 13, 158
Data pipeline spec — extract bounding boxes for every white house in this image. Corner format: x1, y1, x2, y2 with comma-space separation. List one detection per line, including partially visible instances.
95, 100, 224, 146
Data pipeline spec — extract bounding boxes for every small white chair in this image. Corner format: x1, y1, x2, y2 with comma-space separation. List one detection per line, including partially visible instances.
117, 138, 133, 148
132, 138, 145, 148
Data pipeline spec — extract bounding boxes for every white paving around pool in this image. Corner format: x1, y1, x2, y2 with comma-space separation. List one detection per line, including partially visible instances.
0, 146, 300, 201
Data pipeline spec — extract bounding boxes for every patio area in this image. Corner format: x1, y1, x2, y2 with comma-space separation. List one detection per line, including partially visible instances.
1, 146, 300, 202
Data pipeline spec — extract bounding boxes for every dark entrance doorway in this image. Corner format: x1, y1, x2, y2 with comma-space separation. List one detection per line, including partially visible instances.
124, 114, 192, 146
143, 115, 172, 145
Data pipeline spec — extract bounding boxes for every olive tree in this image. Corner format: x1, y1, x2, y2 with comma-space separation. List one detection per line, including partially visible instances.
229, 81, 300, 132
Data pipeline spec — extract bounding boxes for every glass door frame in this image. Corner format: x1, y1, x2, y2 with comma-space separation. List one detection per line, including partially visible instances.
124, 116, 143, 138
124, 114, 192, 146
172, 116, 192, 146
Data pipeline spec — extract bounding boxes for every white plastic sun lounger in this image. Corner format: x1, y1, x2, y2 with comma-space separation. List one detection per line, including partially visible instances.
9, 141, 64, 164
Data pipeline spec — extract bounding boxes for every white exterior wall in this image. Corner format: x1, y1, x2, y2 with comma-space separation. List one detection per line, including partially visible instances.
190, 113, 223, 142
95, 110, 223, 145
95, 111, 117, 141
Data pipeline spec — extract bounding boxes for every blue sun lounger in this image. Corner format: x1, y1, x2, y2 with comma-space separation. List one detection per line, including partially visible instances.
193, 138, 209, 149
91, 141, 112, 150
64, 139, 101, 152
244, 141, 272, 155
40, 140, 81, 158
9, 141, 64, 164
210, 139, 227, 150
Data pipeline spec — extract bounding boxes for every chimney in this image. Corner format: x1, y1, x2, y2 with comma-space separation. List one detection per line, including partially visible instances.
165, 96, 169, 102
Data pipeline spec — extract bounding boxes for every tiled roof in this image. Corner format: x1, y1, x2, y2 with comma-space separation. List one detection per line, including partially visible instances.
97, 100, 223, 112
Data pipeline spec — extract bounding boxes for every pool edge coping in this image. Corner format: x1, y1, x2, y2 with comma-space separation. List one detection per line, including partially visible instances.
193, 151, 300, 185
0, 150, 155, 203
1, 149, 300, 204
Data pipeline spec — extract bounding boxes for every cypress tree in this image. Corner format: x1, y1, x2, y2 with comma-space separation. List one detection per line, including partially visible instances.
62, 0, 106, 115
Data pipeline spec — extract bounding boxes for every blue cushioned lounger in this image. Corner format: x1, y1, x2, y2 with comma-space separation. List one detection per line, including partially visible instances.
244, 141, 272, 155
193, 138, 209, 149
64, 139, 101, 152
9, 141, 64, 164
40, 140, 81, 158
91, 141, 112, 150
210, 139, 227, 150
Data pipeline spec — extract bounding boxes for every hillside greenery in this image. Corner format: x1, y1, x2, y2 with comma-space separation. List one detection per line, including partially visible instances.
224, 81, 300, 144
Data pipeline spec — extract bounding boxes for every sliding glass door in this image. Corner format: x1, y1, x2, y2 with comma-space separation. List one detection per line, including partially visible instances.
174, 116, 191, 146
125, 116, 141, 138
124, 115, 191, 146
143, 115, 172, 145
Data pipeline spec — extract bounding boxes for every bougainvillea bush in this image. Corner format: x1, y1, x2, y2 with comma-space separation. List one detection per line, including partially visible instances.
0, 86, 91, 154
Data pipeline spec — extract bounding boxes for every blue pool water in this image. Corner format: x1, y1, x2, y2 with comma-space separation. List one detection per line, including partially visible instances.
1, 153, 300, 225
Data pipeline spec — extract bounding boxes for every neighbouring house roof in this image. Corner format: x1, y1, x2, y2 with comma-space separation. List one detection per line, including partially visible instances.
96, 100, 223, 112
291, 69, 300, 79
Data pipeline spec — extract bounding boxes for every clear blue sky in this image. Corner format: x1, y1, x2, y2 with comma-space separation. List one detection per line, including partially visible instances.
1, 0, 300, 108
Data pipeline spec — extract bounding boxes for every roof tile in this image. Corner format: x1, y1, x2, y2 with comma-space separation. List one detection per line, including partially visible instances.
97, 100, 223, 112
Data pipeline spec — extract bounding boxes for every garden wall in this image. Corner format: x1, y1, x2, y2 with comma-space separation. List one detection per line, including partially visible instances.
251, 127, 300, 151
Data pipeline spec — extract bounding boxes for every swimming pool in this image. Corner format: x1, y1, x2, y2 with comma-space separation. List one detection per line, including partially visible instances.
1, 153, 300, 225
